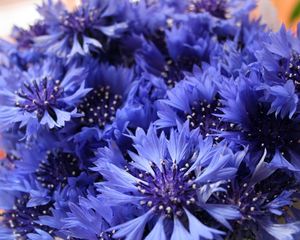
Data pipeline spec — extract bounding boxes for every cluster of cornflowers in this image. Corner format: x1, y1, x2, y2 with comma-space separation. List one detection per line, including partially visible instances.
0, 0, 299, 239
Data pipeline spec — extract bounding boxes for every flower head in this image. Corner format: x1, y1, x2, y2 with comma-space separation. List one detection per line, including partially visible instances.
11, 21, 48, 49
0, 139, 95, 239
0, 193, 54, 240
92, 124, 243, 239
156, 65, 235, 138
211, 150, 300, 239
135, 13, 221, 86
218, 73, 300, 165
76, 61, 132, 129
0, 57, 90, 136
257, 26, 300, 117
35, 150, 81, 193
35, 0, 128, 58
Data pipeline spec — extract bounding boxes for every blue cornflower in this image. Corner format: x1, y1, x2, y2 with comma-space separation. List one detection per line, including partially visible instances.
63, 59, 141, 167
257, 26, 300, 118
218, 73, 300, 168
212, 150, 300, 239
0, 40, 43, 72
7, 133, 84, 198
11, 21, 48, 49
0, 193, 54, 240
220, 18, 268, 78
135, 13, 221, 86
0, 57, 90, 137
128, 0, 171, 35
66, 59, 136, 153
0, 38, 42, 72
0, 139, 95, 239
257, 26, 299, 88
0, 147, 57, 239
92, 124, 243, 239
164, 14, 221, 81
35, 0, 128, 58
35, 150, 81, 193
76, 60, 133, 130
0, 40, 18, 68
156, 65, 234, 137
119, 72, 168, 131
0, 174, 96, 240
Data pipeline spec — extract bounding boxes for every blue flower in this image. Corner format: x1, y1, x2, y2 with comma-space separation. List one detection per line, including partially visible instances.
0, 193, 54, 239
0, 139, 96, 239
218, 73, 300, 166
35, 150, 81, 193
119, 72, 167, 131
0, 40, 18, 68
263, 81, 299, 119
62, 59, 142, 167
156, 65, 234, 137
0, 57, 90, 137
135, 13, 221, 86
0, 172, 96, 240
66, 59, 135, 148
35, 0, 128, 58
128, 0, 171, 35
92, 124, 242, 239
220, 18, 268, 78
256, 26, 300, 117
11, 21, 47, 49
0, 148, 58, 238
164, 14, 220, 80
0, 38, 43, 72
211, 150, 300, 239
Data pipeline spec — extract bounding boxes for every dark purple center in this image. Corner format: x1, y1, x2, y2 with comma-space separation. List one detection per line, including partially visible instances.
77, 86, 123, 128
215, 170, 295, 239
188, 0, 227, 18
184, 97, 235, 138
60, 7, 99, 33
161, 58, 201, 88
15, 78, 63, 120
134, 161, 197, 217
35, 151, 80, 191
241, 104, 299, 154
1, 194, 53, 239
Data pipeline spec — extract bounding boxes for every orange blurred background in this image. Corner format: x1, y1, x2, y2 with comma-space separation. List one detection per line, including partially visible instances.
252, 0, 300, 31
272, 0, 300, 30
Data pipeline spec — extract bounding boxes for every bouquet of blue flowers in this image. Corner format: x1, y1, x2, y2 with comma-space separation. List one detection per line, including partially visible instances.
0, 0, 300, 239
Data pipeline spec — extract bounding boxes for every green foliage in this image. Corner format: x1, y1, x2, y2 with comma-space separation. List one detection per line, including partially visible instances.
290, 0, 300, 24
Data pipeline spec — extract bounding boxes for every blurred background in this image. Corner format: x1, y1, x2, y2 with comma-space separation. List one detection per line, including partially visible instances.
0, 0, 78, 38
0, 0, 299, 39
253, 0, 300, 31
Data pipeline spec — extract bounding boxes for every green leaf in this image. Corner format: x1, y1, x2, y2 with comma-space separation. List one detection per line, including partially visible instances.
290, 0, 300, 24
